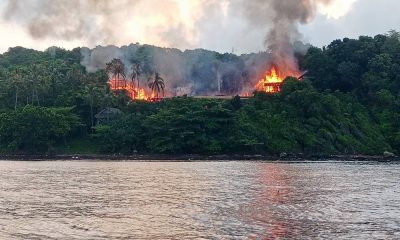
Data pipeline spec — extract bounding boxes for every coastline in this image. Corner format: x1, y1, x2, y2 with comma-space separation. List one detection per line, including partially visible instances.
0, 154, 398, 162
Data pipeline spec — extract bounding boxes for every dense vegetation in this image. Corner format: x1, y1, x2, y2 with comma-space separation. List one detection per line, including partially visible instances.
0, 31, 399, 155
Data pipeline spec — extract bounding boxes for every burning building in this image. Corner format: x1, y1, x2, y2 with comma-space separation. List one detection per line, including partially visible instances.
3, 0, 328, 99
108, 64, 303, 100
256, 67, 284, 93
106, 58, 151, 101
254, 65, 305, 94
108, 78, 147, 100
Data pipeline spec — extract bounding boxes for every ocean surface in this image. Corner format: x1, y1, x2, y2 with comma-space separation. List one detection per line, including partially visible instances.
0, 161, 399, 239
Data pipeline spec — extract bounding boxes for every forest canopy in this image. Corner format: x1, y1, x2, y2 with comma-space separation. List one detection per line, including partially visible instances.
0, 31, 399, 155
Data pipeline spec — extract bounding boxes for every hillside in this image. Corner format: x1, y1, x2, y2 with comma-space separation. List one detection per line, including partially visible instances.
0, 31, 399, 155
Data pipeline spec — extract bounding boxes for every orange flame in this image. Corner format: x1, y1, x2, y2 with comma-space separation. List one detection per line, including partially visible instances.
137, 89, 146, 100
109, 78, 150, 100
256, 67, 285, 93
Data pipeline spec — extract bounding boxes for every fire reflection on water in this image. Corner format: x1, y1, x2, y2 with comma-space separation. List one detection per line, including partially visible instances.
241, 164, 295, 239
0, 162, 399, 239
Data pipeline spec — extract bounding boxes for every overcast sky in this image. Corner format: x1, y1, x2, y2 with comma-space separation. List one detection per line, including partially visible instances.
0, 0, 399, 54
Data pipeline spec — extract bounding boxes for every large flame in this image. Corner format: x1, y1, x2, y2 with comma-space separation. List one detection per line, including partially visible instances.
109, 78, 150, 100
256, 67, 285, 93
255, 66, 303, 94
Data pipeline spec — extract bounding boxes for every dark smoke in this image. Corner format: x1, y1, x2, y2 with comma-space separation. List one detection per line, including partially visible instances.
240, 0, 332, 74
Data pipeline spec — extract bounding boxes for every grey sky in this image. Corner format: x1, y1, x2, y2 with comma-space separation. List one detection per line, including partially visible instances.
300, 0, 400, 47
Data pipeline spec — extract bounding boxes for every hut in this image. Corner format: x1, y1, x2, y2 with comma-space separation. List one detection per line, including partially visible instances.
95, 107, 122, 125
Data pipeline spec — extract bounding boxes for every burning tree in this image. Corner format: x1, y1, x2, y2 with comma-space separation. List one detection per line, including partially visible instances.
106, 58, 165, 101
148, 72, 165, 99
106, 59, 149, 100
106, 59, 126, 87
131, 63, 141, 90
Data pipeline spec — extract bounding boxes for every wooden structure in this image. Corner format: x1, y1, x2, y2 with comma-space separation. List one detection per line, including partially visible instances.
95, 107, 122, 125
263, 82, 282, 93
109, 79, 137, 99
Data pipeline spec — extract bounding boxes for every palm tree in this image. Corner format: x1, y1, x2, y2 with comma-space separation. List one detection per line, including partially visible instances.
106, 59, 126, 88
30, 64, 41, 105
10, 68, 24, 110
131, 63, 141, 89
83, 85, 97, 129
148, 72, 165, 98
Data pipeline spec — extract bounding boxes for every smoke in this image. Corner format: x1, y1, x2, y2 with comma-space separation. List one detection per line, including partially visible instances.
239, 0, 332, 74
2, 0, 345, 96
72, 0, 335, 96
80, 44, 257, 96
1, 0, 349, 57
1, 0, 210, 49
2, 0, 125, 43
80, 45, 126, 73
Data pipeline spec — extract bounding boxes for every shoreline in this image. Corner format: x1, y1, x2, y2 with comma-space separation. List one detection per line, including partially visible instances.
0, 154, 398, 162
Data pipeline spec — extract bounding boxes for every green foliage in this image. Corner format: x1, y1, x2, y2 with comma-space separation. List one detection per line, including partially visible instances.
0, 48, 129, 133
94, 114, 146, 154
0, 31, 399, 155
304, 30, 400, 153
57, 136, 100, 154
93, 89, 391, 155
0, 106, 81, 153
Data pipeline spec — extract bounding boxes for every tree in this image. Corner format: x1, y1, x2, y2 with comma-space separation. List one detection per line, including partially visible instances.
0, 32, 399, 155
29, 64, 42, 105
82, 85, 97, 129
131, 63, 141, 89
148, 72, 165, 98
106, 59, 126, 88
0, 106, 81, 153
10, 68, 25, 110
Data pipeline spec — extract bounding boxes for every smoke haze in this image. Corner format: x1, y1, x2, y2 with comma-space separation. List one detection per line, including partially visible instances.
1, 0, 360, 96
1, 0, 212, 50
1, 0, 353, 53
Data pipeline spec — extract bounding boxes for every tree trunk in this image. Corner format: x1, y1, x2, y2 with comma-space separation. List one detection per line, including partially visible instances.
90, 102, 94, 129
36, 89, 40, 106
14, 88, 18, 110
31, 88, 34, 105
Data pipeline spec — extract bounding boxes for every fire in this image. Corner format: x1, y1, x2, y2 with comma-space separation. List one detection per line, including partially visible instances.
256, 67, 285, 93
109, 78, 150, 100
255, 66, 303, 94
137, 89, 146, 100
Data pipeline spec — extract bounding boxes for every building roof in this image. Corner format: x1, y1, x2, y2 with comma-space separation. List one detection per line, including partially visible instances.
95, 107, 123, 119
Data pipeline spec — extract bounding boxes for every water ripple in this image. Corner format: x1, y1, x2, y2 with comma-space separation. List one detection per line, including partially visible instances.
0, 161, 399, 239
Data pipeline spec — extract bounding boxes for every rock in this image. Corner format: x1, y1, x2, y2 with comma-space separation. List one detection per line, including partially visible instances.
384, 151, 396, 157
